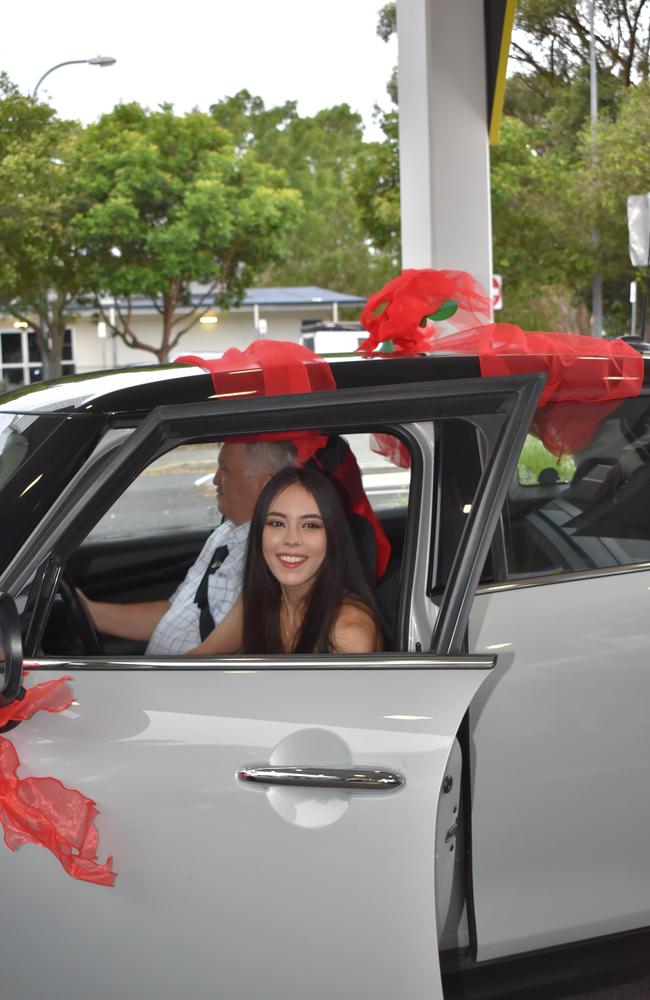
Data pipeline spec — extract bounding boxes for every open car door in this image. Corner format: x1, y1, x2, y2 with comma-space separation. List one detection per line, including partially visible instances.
0, 373, 543, 1000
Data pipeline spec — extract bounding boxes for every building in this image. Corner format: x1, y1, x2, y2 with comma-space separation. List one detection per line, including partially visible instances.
0, 285, 366, 385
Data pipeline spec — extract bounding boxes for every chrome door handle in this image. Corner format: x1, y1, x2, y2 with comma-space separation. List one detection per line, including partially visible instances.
238, 766, 405, 791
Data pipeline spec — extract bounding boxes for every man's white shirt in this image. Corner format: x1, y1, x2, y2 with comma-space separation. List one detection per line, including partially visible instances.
146, 519, 249, 655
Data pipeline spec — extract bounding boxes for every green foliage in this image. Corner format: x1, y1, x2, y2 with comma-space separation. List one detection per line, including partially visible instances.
518, 434, 576, 485
376, 2, 396, 43
493, 2, 650, 333
490, 113, 596, 330
210, 92, 395, 296
70, 102, 303, 360
0, 83, 83, 378
0, 90, 304, 371
353, 110, 400, 266
0, 73, 55, 156
513, 1, 650, 85
583, 81, 650, 331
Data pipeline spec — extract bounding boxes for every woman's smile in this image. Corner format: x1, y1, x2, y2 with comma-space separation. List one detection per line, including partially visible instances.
276, 553, 308, 568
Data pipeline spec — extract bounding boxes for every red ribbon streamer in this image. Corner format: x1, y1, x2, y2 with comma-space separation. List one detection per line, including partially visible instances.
177, 341, 335, 464
0, 677, 116, 886
359, 271, 644, 457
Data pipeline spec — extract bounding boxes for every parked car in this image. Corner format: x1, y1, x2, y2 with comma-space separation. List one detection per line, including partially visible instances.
620, 334, 650, 356
1, 350, 649, 1000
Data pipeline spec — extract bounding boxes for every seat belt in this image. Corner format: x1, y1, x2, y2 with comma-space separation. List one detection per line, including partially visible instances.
194, 544, 229, 641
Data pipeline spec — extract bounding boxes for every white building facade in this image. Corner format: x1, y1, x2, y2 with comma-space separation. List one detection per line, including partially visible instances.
0, 286, 365, 385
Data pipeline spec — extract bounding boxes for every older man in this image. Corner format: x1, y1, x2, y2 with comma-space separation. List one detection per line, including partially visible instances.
84, 440, 296, 655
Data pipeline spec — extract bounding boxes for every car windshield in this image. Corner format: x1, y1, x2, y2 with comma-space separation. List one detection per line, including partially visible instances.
0, 412, 66, 491
0, 410, 108, 571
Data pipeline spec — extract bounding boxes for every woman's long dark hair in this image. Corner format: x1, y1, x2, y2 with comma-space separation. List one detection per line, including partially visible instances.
242, 467, 380, 653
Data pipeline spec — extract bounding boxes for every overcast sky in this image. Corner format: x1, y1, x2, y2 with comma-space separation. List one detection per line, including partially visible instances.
1, 0, 397, 139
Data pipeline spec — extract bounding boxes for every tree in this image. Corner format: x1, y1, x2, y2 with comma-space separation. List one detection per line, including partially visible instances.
490, 115, 594, 331
70, 102, 303, 362
210, 91, 395, 296
352, 110, 400, 265
0, 76, 84, 379
504, 3, 650, 333
586, 81, 650, 330
348, 4, 401, 270
512, 1, 650, 87
357, 3, 650, 332
0, 72, 53, 156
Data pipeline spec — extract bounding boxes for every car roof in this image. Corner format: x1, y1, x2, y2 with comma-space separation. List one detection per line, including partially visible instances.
0, 355, 482, 421
1, 351, 649, 422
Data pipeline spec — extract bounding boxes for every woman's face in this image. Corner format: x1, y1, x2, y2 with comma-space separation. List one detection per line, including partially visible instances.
262, 483, 327, 595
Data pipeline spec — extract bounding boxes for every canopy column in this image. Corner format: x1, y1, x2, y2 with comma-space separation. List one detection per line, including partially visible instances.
397, 0, 493, 298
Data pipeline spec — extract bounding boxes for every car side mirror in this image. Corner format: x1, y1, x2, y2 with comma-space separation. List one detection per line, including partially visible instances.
0, 591, 24, 706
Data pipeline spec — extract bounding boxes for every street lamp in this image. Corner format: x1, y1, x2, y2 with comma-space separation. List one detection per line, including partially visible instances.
589, 2, 603, 337
32, 56, 116, 98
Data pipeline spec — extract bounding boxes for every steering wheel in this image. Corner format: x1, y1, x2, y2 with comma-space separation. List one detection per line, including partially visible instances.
56, 572, 103, 655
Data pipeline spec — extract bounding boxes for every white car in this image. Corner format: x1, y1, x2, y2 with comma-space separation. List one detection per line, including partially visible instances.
0, 351, 648, 999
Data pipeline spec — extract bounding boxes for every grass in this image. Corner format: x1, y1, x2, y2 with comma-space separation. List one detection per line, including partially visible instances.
517, 435, 576, 486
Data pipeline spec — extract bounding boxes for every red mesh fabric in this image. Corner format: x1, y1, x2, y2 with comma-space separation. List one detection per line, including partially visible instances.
0, 674, 74, 728
0, 677, 116, 886
531, 400, 625, 456
455, 324, 643, 406
370, 433, 411, 470
429, 323, 643, 455
307, 436, 391, 579
359, 271, 644, 457
359, 269, 491, 354
176, 341, 336, 464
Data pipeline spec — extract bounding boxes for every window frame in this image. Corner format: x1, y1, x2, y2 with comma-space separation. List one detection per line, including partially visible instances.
2, 373, 544, 659
0, 328, 76, 385
487, 387, 650, 591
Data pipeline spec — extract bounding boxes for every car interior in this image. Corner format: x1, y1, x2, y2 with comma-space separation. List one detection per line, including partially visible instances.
36, 393, 650, 659
39, 429, 414, 657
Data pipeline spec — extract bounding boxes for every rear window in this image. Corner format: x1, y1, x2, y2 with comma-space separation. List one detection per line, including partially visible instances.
504, 394, 650, 578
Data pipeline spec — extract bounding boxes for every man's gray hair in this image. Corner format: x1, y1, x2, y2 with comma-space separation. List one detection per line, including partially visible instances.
246, 440, 297, 474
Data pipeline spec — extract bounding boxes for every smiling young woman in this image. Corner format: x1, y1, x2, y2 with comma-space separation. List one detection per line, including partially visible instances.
187, 467, 382, 656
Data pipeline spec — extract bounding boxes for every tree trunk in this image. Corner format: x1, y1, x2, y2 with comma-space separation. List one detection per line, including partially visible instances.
34, 294, 68, 381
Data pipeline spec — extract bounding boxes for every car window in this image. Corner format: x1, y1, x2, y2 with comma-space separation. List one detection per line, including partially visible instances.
88, 442, 220, 540
0, 410, 108, 569
47, 431, 412, 658
0, 412, 73, 491
503, 394, 650, 578
88, 434, 410, 541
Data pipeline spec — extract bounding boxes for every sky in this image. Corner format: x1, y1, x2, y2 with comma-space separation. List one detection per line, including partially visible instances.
1, 0, 397, 140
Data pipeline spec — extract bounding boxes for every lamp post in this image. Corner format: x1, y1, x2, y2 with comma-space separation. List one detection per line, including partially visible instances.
589, 2, 603, 337
32, 56, 116, 98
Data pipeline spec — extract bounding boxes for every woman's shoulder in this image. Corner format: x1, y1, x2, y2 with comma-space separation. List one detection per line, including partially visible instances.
330, 600, 382, 653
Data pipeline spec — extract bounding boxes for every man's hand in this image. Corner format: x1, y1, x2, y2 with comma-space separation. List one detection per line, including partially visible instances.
77, 589, 171, 643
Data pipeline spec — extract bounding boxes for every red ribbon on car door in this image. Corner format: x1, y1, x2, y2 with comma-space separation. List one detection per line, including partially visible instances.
0, 675, 116, 886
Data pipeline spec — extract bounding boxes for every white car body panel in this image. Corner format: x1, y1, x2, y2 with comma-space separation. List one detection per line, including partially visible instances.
1, 661, 491, 1000
469, 568, 650, 960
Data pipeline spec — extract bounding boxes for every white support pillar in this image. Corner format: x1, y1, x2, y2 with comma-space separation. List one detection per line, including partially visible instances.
397, 0, 493, 299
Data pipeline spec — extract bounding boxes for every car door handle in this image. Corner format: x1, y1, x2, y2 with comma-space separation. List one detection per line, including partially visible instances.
238, 766, 405, 791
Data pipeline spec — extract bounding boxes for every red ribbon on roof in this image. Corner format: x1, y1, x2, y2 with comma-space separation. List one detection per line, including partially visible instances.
176, 341, 335, 464
359, 270, 644, 456
0, 676, 116, 886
